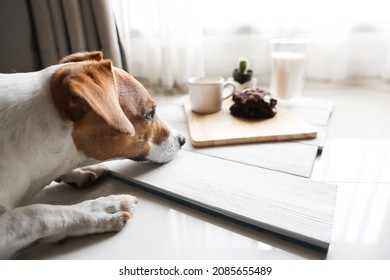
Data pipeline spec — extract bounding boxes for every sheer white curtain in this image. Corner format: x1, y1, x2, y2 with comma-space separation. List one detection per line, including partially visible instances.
112, 0, 390, 89
112, 0, 204, 89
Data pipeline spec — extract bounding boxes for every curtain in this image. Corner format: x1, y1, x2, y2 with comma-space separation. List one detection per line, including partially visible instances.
112, 0, 390, 89
28, 0, 124, 68
112, 0, 204, 90
28, 0, 390, 89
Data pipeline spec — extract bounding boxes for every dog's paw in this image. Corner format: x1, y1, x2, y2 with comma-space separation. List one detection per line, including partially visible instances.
59, 164, 109, 188
67, 195, 138, 236
85, 194, 138, 232
89, 194, 138, 216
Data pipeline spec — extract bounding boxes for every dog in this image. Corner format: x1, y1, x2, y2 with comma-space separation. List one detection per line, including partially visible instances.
0, 51, 185, 259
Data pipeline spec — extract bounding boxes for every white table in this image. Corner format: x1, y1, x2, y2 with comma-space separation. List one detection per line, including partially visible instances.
20, 83, 390, 259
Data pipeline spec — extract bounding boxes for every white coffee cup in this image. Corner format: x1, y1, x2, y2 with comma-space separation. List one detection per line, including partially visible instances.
188, 76, 236, 114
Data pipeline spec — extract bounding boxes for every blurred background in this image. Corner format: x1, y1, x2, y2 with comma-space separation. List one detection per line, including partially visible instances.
1, 0, 389, 90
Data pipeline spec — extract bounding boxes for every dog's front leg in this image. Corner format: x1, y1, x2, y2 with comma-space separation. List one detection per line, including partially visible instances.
58, 163, 109, 188
0, 194, 137, 259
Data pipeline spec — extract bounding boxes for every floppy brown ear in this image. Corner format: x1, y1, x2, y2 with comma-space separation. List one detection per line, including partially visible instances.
60, 51, 103, 63
51, 60, 135, 136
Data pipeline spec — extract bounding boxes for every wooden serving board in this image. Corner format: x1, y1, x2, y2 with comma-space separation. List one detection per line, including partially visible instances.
184, 99, 318, 147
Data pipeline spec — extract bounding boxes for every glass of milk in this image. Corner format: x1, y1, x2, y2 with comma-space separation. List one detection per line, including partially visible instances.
270, 38, 310, 101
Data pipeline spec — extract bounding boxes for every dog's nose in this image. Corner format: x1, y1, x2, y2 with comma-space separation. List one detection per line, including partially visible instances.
178, 135, 186, 147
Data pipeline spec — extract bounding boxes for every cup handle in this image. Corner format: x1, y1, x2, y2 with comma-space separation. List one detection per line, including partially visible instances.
222, 82, 236, 100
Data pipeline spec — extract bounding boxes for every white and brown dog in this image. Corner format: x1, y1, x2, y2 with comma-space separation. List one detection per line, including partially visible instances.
0, 51, 185, 259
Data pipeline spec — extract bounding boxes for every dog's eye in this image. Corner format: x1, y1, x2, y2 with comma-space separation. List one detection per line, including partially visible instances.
146, 107, 155, 120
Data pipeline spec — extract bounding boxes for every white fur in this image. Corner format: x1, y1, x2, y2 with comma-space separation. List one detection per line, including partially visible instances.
0, 66, 138, 259
0, 62, 184, 259
0, 65, 85, 208
59, 164, 109, 187
0, 195, 137, 259
146, 125, 184, 163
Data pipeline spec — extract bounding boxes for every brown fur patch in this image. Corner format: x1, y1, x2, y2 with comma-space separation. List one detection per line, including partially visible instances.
50, 60, 135, 135
52, 52, 173, 161
60, 51, 103, 64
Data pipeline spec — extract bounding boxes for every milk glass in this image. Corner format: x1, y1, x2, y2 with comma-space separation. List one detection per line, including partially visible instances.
270, 39, 310, 101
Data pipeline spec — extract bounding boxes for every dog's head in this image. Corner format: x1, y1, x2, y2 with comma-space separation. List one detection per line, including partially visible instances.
50, 51, 185, 163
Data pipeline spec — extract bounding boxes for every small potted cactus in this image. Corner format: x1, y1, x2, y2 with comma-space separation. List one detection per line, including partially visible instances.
232, 57, 253, 84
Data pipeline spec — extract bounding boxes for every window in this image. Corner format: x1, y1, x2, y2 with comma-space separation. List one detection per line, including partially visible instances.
113, 0, 390, 89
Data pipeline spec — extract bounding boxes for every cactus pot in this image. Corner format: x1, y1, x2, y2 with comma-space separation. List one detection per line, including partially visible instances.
233, 69, 253, 84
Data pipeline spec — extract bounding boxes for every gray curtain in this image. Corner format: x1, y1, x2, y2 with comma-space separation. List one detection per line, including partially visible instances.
28, 0, 124, 69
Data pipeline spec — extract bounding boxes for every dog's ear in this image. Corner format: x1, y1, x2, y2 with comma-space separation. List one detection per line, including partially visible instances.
51, 59, 135, 136
60, 51, 103, 63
